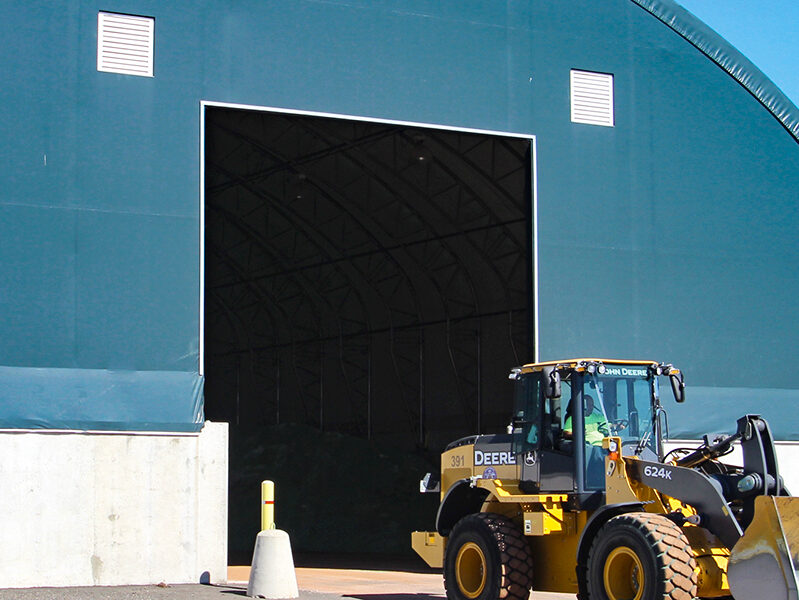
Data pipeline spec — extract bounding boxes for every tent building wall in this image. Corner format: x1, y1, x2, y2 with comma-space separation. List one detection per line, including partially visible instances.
1, 0, 797, 586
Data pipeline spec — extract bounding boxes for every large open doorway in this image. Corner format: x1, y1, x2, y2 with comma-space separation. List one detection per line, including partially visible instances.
202, 105, 535, 560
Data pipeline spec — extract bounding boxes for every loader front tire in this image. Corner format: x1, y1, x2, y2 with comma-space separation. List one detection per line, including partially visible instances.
444, 512, 532, 600
587, 512, 697, 600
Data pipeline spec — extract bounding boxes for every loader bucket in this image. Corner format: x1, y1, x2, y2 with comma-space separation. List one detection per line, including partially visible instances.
729, 496, 799, 600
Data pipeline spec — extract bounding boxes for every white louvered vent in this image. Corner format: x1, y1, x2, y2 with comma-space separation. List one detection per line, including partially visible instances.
97, 12, 154, 77
570, 70, 614, 127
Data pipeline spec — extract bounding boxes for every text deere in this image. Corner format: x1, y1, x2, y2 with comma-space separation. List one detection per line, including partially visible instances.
474, 450, 516, 466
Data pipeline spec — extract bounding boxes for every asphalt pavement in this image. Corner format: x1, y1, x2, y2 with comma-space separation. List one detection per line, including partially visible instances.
0, 584, 338, 600
0, 584, 572, 600
0, 566, 573, 600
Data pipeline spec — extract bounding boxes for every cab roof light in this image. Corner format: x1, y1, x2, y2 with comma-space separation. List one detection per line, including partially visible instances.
651, 363, 664, 376
578, 360, 605, 374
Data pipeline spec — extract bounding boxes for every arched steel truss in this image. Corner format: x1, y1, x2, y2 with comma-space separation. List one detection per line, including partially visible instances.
204, 108, 532, 449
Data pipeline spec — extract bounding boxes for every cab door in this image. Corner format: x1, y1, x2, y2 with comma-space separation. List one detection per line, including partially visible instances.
512, 372, 576, 492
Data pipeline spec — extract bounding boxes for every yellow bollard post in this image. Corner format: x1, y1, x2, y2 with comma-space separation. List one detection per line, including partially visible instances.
261, 480, 275, 531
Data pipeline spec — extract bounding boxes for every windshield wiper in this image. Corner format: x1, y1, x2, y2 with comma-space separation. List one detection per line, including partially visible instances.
634, 428, 652, 456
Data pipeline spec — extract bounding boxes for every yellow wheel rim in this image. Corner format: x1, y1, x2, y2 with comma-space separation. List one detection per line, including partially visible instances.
455, 541, 487, 598
603, 546, 644, 600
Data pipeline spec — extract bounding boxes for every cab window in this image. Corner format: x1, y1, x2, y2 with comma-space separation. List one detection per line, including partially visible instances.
512, 374, 541, 452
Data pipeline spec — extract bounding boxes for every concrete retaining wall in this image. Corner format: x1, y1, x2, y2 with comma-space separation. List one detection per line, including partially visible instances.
0, 422, 227, 588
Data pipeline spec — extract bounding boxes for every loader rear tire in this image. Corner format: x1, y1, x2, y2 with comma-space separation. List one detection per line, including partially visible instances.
444, 512, 532, 600
587, 512, 697, 600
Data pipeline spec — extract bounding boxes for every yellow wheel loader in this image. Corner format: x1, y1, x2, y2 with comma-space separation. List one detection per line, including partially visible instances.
411, 358, 799, 600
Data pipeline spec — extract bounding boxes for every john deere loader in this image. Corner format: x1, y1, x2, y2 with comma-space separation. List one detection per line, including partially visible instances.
411, 359, 799, 600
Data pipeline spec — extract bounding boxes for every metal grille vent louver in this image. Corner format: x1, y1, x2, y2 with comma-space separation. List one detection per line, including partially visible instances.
570, 70, 614, 127
97, 12, 154, 77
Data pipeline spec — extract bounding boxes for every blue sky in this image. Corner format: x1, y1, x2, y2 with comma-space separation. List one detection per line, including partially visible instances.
676, 0, 799, 106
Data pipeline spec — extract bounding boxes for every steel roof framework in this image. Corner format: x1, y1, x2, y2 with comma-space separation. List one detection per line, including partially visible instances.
202, 106, 534, 447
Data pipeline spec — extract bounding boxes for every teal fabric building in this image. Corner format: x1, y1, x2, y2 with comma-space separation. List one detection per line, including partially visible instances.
2, 0, 798, 443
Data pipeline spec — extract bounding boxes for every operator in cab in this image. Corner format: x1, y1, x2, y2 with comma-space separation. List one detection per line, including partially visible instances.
563, 394, 610, 446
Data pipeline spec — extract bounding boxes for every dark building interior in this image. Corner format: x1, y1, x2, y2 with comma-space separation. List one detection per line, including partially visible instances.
203, 107, 533, 559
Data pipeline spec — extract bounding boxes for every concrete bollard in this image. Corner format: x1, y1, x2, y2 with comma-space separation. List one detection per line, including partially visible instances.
247, 480, 298, 599
247, 529, 299, 598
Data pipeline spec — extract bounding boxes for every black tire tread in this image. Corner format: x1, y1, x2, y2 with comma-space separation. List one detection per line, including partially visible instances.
588, 512, 698, 600
444, 512, 533, 600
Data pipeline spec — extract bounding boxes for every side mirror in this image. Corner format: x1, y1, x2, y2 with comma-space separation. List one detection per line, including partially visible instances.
542, 366, 561, 399
670, 372, 685, 403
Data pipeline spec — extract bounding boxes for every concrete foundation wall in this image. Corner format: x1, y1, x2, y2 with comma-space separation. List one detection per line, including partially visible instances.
0, 422, 227, 588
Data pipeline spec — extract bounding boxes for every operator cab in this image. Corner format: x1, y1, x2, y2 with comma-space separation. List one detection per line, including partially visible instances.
509, 359, 684, 500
